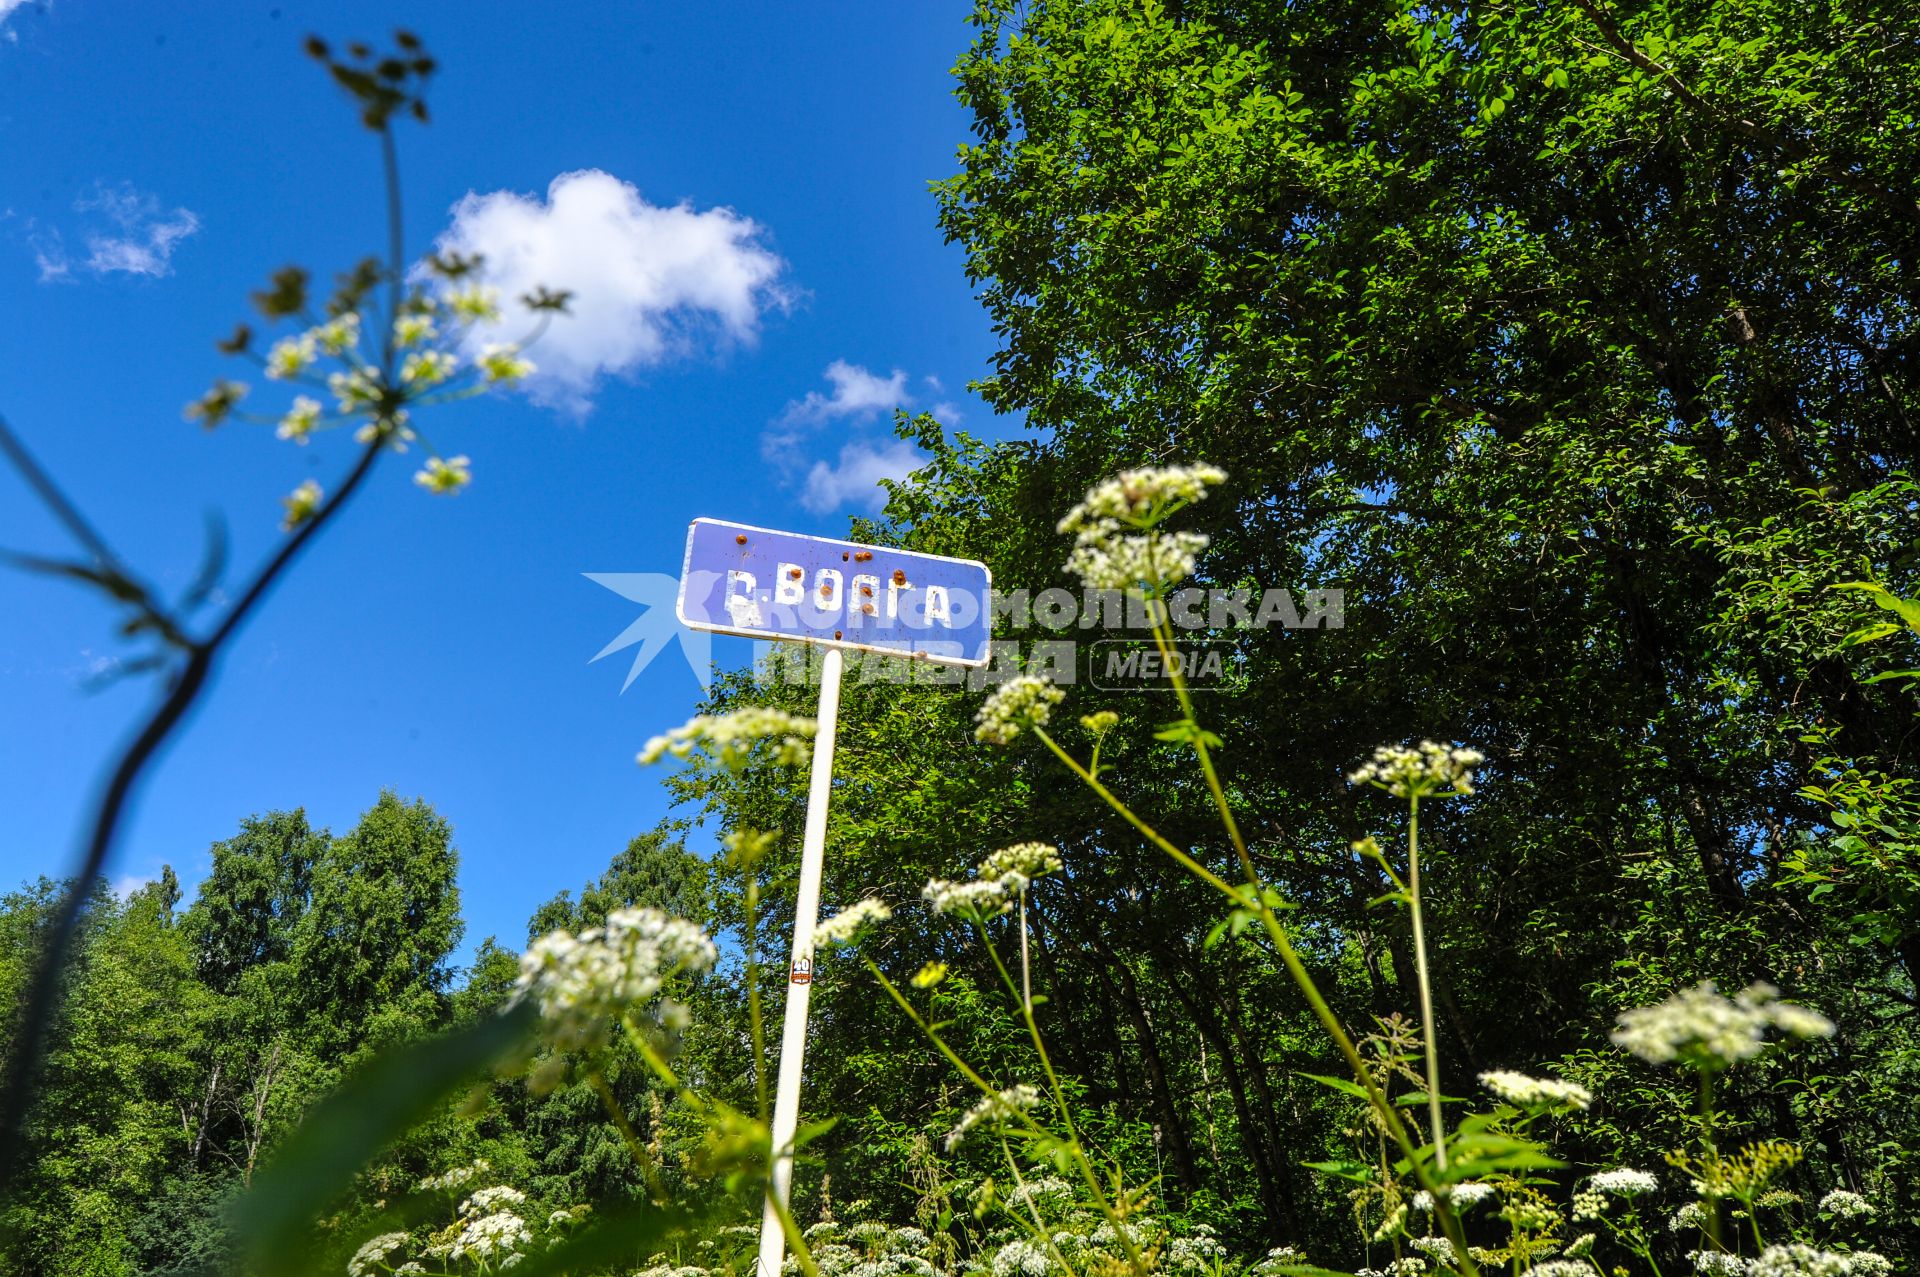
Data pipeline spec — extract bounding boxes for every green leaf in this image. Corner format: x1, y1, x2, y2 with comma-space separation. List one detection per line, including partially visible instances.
1299, 1071, 1370, 1099
1301, 1159, 1374, 1184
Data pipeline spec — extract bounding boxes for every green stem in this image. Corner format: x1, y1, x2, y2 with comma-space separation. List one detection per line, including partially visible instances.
1406, 795, 1448, 1171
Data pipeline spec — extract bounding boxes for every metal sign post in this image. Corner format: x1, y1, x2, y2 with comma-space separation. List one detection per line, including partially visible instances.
672, 518, 991, 1277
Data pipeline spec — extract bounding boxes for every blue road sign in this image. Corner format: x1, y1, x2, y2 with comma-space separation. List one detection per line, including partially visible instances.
675, 518, 993, 668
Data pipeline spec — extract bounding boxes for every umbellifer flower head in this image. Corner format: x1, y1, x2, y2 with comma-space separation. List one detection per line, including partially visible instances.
1349, 740, 1485, 799
812, 898, 891, 949
975, 676, 1065, 745
945, 1083, 1042, 1150
1818, 1188, 1872, 1219
1590, 1169, 1660, 1196
1747, 1243, 1856, 1277
638, 707, 817, 769
414, 454, 472, 494
281, 479, 323, 531
1611, 981, 1833, 1071
348, 1232, 411, 1277
277, 395, 323, 443
1056, 464, 1228, 534
511, 907, 717, 1050
1479, 1069, 1592, 1111
978, 842, 1063, 890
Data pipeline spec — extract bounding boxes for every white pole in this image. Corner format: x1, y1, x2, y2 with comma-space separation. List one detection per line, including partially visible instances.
757, 645, 844, 1277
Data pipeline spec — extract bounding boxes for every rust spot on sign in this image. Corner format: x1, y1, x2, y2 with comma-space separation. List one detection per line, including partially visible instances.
735, 534, 748, 545
854, 550, 873, 562
788, 567, 803, 580
892, 569, 907, 586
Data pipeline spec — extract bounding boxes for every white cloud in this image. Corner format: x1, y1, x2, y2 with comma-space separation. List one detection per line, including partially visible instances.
33, 182, 200, 281
762, 359, 913, 472
800, 439, 925, 515
1, 1, 38, 42
430, 169, 789, 411
780, 359, 909, 426
111, 874, 153, 902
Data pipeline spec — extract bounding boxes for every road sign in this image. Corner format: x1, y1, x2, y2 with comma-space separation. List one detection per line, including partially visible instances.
671, 519, 991, 1277
675, 517, 992, 668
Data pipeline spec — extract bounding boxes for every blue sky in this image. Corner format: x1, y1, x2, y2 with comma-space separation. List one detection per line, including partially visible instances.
0, 1, 1015, 962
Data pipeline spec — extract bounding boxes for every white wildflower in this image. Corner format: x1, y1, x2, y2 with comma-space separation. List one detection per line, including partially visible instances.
1612, 982, 1834, 1070
277, 395, 323, 443
1690, 1253, 1747, 1277
945, 1083, 1042, 1150
1350, 740, 1485, 799
266, 333, 317, 379
348, 1232, 411, 1277
1565, 1234, 1597, 1259
1846, 1254, 1891, 1277
1749, 1244, 1854, 1276
401, 349, 458, 386
1573, 1189, 1607, 1220
1818, 1189, 1872, 1218
394, 313, 438, 347
511, 907, 718, 1049
281, 479, 323, 531
1058, 464, 1227, 533
479, 342, 536, 385
1063, 524, 1211, 592
1591, 1168, 1661, 1196
448, 284, 503, 323
1409, 1237, 1455, 1265
449, 1210, 532, 1263
922, 876, 1014, 919
414, 454, 472, 494
813, 898, 892, 948
353, 413, 416, 450
1671, 1202, 1710, 1232
1449, 1182, 1496, 1209
974, 676, 1065, 744
1523, 1265, 1594, 1277
459, 1185, 526, 1215
979, 842, 1064, 889
313, 312, 362, 354
329, 367, 382, 412
417, 1158, 490, 1192
394, 1265, 425, 1277
1479, 1069, 1593, 1110
639, 707, 816, 769
991, 1240, 1051, 1277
